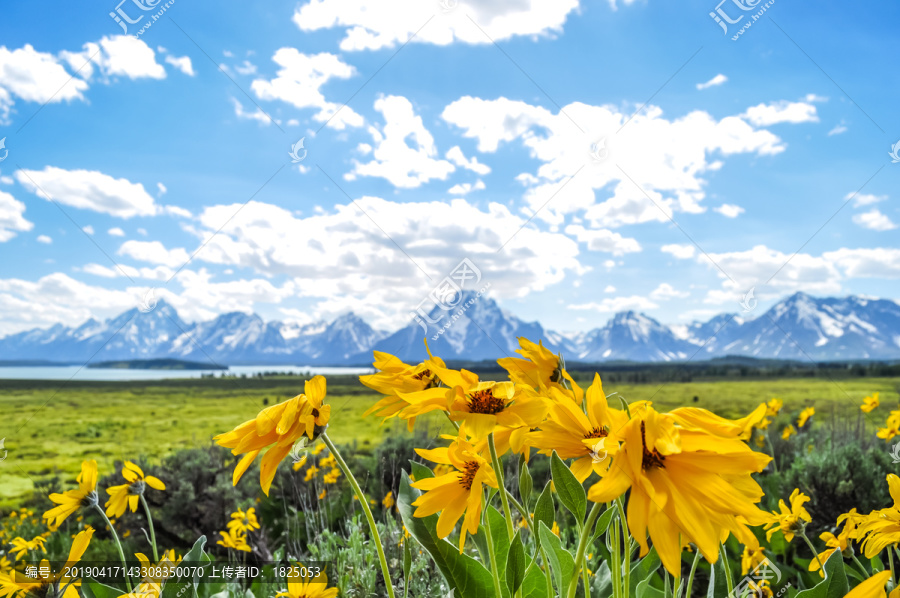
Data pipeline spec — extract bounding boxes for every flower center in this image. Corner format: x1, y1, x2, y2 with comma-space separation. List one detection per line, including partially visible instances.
584, 427, 608, 440
640, 421, 666, 470
413, 369, 439, 389
459, 461, 480, 491
466, 389, 506, 414
311, 408, 320, 419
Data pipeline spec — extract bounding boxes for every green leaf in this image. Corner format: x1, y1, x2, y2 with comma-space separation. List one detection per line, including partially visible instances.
591, 506, 617, 543
707, 556, 728, 598
397, 471, 496, 598
409, 459, 435, 481
795, 549, 848, 598
161, 535, 209, 598
550, 451, 586, 521
82, 580, 124, 598
537, 521, 575, 595
636, 576, 665, 598
506, 531, 527, 595
519, 463, 534, 507
403, 536, 412, 592
521, 563, 551, 598
629, 546, 660, 596
533, 482, 555, 534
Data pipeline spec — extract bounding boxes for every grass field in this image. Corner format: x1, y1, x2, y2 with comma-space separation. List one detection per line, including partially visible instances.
0, 373, 898, 506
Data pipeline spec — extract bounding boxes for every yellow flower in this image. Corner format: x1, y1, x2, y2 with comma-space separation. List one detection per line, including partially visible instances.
756, 417, 771, 431
411, 425, 498, 552
119, 551, 181, 598
1, 527, 93, 598
528, 374, 623, 482
551, 521, 560, 537
858, 475, 900, 559
9, 535, 46, 559
861, 393, 880, 413
497, 337, 583, 403
877, 410, 900, 441
322, 468, 340, 485
361, 345, 446, 431
312, 444, 326, 456
276, 568, 337, 598
318, 489, 326, 500
227, 508, 260, 535
781, 425, 796, 440
43, 460, 99, 531
586, 404, 771, 575
765, 398, 783, 417
383, 491, 395, 510
216, 528, 251, 552
304, 466, 320, 482
740, 544, 765, 576
291, 455, 308, 471
215, 376, 331, 495
105, 461, 166, 518
797, 406, 815, 428
845, 570, 894, 598
763, 488, 811, 542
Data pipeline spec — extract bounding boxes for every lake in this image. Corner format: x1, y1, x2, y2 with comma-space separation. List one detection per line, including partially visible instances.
0, 365, 374, 381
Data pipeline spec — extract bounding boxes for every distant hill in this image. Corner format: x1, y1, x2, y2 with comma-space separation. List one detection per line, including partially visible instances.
87, 359, 228, 370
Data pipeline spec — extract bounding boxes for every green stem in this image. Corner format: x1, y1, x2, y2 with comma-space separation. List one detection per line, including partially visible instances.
889, 546, 896, 583
719, 544, 734, 596
851, 552, 867, 576
684, 549, 701, 598
507, 494, 533, 533
611, 510, 622, 598
765, 431, 779, 474
487, 433, 515, 541
94, 504, 134, 592
799, 531, 824, 574
567, 502, 603, 598
483, 502, 505, 598
322, 433, 396, 598
139, 494, 158, 562
616, 497, 631, 598
582, 553, 592, 598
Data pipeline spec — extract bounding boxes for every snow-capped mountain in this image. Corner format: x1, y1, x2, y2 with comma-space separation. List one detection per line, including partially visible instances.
1, 292, 899, 366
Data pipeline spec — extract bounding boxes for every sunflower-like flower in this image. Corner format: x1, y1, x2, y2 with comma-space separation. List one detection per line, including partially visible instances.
227, 507, 260, 535
497, 337, 583, 403
528, 374, 623, 482
797, 406, 815, 428
43, 460, 99, 531
765, 398, 783, 417
215, 376, 331, 495
740, 544, 766, 576
781, 425, 796, 440
845, 570, 898, 598
276, 568, 337, 598
0, 527, 94, 598
861, 392, 880, 413
810, 512, 858, 577
586, 404, 771, 575
9, 535, 46, 560
361, 345, 446, 431
118, 551, 181, 598
877, 410, 900, 441
763, 488, 811, 542
857, 474, 900, 559
105, 461, 166, 518
411, 425, 498, 552
216, 527, 251, 553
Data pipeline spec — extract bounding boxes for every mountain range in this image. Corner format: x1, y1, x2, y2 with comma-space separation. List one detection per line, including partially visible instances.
1, 292, 899, 366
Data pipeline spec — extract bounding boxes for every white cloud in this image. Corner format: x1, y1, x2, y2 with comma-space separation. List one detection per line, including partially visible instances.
696, 74, 727, 90
61, 36, 166, 80
824, 248, 900, 279
661, 243, 695, 259
848, 192, 886, 207
251, 49, 363, 129
564, 224, 641, 255
234, 60, 258, 75
853, 209, 897, 231
0, 44, 88, 118
0, 191, 33, 241
650, 282, 689, 300
348, 95, 455, 188
82, 225, 94, 235
713, 203, 745, 218
164, 55, 195, 76
604, 285, 616, 293
157, 182, 167, 197
16, 167, 158, 218
231, 97, 277, 126
448, 180, 486, 195
108, 227, 126, 237
569, 296, 659, 312
118, 240, 190, 268
164, 205, 192, 218
446, 146, 491, 175
36, 235, 52, 244
82, 262, 173, 281
741, 100, 819, 126
293, 0, 580, 51
828, 122, 847, 136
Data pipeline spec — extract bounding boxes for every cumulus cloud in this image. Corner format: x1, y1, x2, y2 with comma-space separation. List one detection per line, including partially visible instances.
741, 99, 819, 126
714, 203, 745, 218
564, 224, 641, 255
696, 74, 727, 90
118, 240, 190, 268
569, 296, 659, 312
448, 180, 486, 195
0, 44, 88, 122
0, 191, 33, 241
164, 55, 195, 76
16, 167, 158, 219
36, 235, 52, 244
853, 209, 897, 231
231, 97, 278, 126
108, 227, 126, 237
661, 244, 695, 259
650, 282, 689, 300
848, 192, 886, 207
446, 146, 491, 175
293, 0, 580, 51
60, 35, 166, 80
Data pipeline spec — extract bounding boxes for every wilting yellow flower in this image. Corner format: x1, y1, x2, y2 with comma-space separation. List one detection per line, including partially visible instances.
765, 398, 783, 417
215, 376, 331, 495
587, 404, 771, 575
276, 568, 337, 598
361, 346, 446, 431
497, 337, 583, 403
0, 527, 93, 598
781, 425, 796, 440
528, 374, 623, 482
861, 393, 880, 413
877, 410, 900, 441
763, 488, 811, 542
44, 460, 99, 531
9, 535, 46, 559
105, 461, 166, 518
411, 425, 498, 552
227, 508, 260, 535
217, 527, 251, 552
845, 570, 895, 598
383, 491, 395, 510
797, 407, 815, 428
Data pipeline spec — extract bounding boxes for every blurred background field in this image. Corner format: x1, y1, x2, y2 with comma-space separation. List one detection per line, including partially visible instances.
1, 371, 898, 506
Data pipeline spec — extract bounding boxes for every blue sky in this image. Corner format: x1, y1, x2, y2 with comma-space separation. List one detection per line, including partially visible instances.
0, 0, 898, 336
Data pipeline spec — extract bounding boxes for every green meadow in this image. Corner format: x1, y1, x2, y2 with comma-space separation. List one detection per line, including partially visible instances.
0, 373, 897, 506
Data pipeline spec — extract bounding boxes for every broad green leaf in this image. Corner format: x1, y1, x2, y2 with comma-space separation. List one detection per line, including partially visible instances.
397, 471, 496, 598
795, 549, 848, 598
519, 463, 534, 507
537, 521, 575, 595
82, 580, 124, 598
161, 535, 209, 598
591, 505, 617, 544
629, 546, 660, 596
487, 506, 511, 598
409, 459, 435, 481
506, 531, 527, 595
637, 576, 665, 598
533, 482, 555, 534
403, 537, 412, 598
521, 563, 551, 598
550, 451, 586, 521
707, 556, 728, 598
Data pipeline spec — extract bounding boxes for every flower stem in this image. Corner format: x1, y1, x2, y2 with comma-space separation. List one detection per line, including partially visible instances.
610, 510, 622, 598
507, 494, 533, 533
321, 433, 396, 598
616, 497, 632, 598
567, 502, 603, 598
94, 505, 134, 592
684, 549, 701, 598
799, 531, 824, 573
487, 433, 515, 541
139, 494, 159, 562
889, 545, 895, 582
483, 501, 505, 598
719, 544, 734, 596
